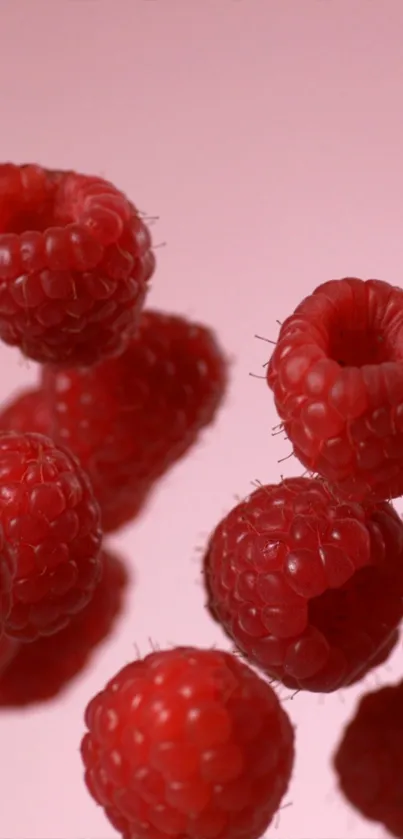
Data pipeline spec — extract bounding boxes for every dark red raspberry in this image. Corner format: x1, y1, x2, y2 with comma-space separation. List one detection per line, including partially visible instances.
0, 635, 19, 675
0, 387, 50, 436
334, 680, 403, 838
348, 628, 399, 686
81, 646, 294, 839
0, 430, 103, 641
0, 163, 155, 365
204, 477, 403, 693
0, 524, 16, 631
0, 548, 127, 706
42, 309, 228, 533
267, 277, 403, 502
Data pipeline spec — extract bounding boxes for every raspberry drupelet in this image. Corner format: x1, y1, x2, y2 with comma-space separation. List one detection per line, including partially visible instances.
334, 680, 403, 838
267, 277, 403, 502
0, 548, 127, 706
0, 431, 103, 641
0, 163, 155, 365
204, 477, 403, 693
81, 646, 294, 839
42, 309, 228, 532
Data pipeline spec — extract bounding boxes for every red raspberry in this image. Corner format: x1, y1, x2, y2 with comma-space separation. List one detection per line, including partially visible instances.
0, 387, 50, 436
334, 680, 403, 838
204, 477, 403, 692
0, 548, 127, 706
0, 430, 103, 641
267, 277, 403, 502
81, 646, 294, 839
0, 635, 19, 675
0, 163, 155, 365
0, 527, 16, 631
42, 310, 228, 532
348, 628, 399, 686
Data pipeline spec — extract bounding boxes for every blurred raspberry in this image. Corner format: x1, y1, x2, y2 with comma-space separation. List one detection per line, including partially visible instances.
334, 678, 403, 837
0, 387, 50, 436
43, 309, 228, 532
0, 548, 127, 706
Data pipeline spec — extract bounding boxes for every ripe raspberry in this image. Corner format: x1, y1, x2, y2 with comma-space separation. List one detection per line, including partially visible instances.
0, 163, 155, 365
0, 526, 16, 631
348, 628, 399, 686
204, 477, 403, 693
0, 387, 50, 436
0, 548, 127, 706
334, 680, 403, 838
81, 646, 294, 839
0, 635, 19, 675
0, 431, 103, 641
42, 310, 228, 533
267, 277, 403, 502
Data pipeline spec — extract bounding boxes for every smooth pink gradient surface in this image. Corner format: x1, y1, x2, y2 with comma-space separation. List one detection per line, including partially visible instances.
0, 1, 402, 837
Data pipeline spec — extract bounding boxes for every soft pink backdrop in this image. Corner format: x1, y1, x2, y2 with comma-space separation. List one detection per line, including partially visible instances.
0, 1, 402, 837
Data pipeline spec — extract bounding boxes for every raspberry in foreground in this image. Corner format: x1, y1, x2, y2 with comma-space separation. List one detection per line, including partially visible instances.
0, 548, 127, 706
204, 477, 403, 692
42, 309, 228, 533
334, 680, 403, 838
267, 277, 403, 502
0, 163, 155, 365
0, 431, 103, 641
81, 646, 294, 839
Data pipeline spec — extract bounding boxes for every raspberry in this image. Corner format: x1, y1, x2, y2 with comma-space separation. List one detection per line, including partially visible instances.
267, 277, 403, 502
334, 680, 403, 838
0, 548, 127, 706
0, 163, 155, 365
0, 526, 16, 631
81, 646, 294, 839
0, 635, 19, 675
0, 387, 50, 436
42, 309, 227, 532
0, 430, 103, 640
348, 628, 399, 686
204, 477, 403, 692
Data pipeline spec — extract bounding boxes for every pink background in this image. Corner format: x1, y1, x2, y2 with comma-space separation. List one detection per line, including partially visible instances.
0, 1, 402, 837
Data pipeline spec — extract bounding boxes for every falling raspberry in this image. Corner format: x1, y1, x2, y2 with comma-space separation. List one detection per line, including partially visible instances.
42, 309, 228, 532
0, 430, 103, 640
81, 646, 294, 839
204, 476, 403, 692
0, 163, 155, 365
334, 679, 403, 838
0, 387, 50, 436
0, 549, 127, 706
267, 277, 403, 502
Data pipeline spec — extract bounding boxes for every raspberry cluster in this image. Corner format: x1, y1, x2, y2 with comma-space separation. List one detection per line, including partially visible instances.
201, 276, 403, 837
1, 168, 402, 838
